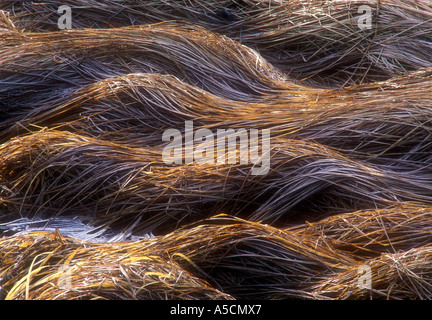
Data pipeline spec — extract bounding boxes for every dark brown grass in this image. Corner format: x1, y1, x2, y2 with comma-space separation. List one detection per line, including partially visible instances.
1, 130, 432, 237
288, 203, 432, 259
2, 0, 432, 301
3, 0, 432, 86
2, 69, 432, 167
0, 21, 290, 108
0, 229, 233, 300
4, 214, 432, 300
312, 245, 432, 299
154, 215, 355, 299
0, 215, 353, 300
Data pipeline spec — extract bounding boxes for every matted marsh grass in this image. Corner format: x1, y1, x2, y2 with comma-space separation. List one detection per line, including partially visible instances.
311, 245, 432, 299
3, 69, 432, 165
0, 215, 354, 300
0, 229, 233, 300
2, 130, 432, 237
2, 1, 432, 300
288, 203, 432, 259
0, 21, 290, 107
3, 0, 432, 86
3, 214, 432, 299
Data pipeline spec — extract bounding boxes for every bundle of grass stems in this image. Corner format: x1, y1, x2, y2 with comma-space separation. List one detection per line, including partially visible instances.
3, 213, 432, 300
2, 130, 432, 237
0, 215, 359, 300
2, 69, 432, 165
2, 1, 432, 301
2, 0, 432, 87
0, 227, 233, 300
288, 203, 432, 259
0, 21, 289, 106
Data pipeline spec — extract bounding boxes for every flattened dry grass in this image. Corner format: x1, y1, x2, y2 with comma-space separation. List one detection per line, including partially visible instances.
4, 214, 432, 300
0, 21, 288, 107
3, 0, 432, 86
0, 215, 352, 300
2, 130, 432, 236
2, 0, 432, 301
288, 203, 432, 259
3, 69, 432, 165
0, 230, 233, 300
312, 246, 432, 299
